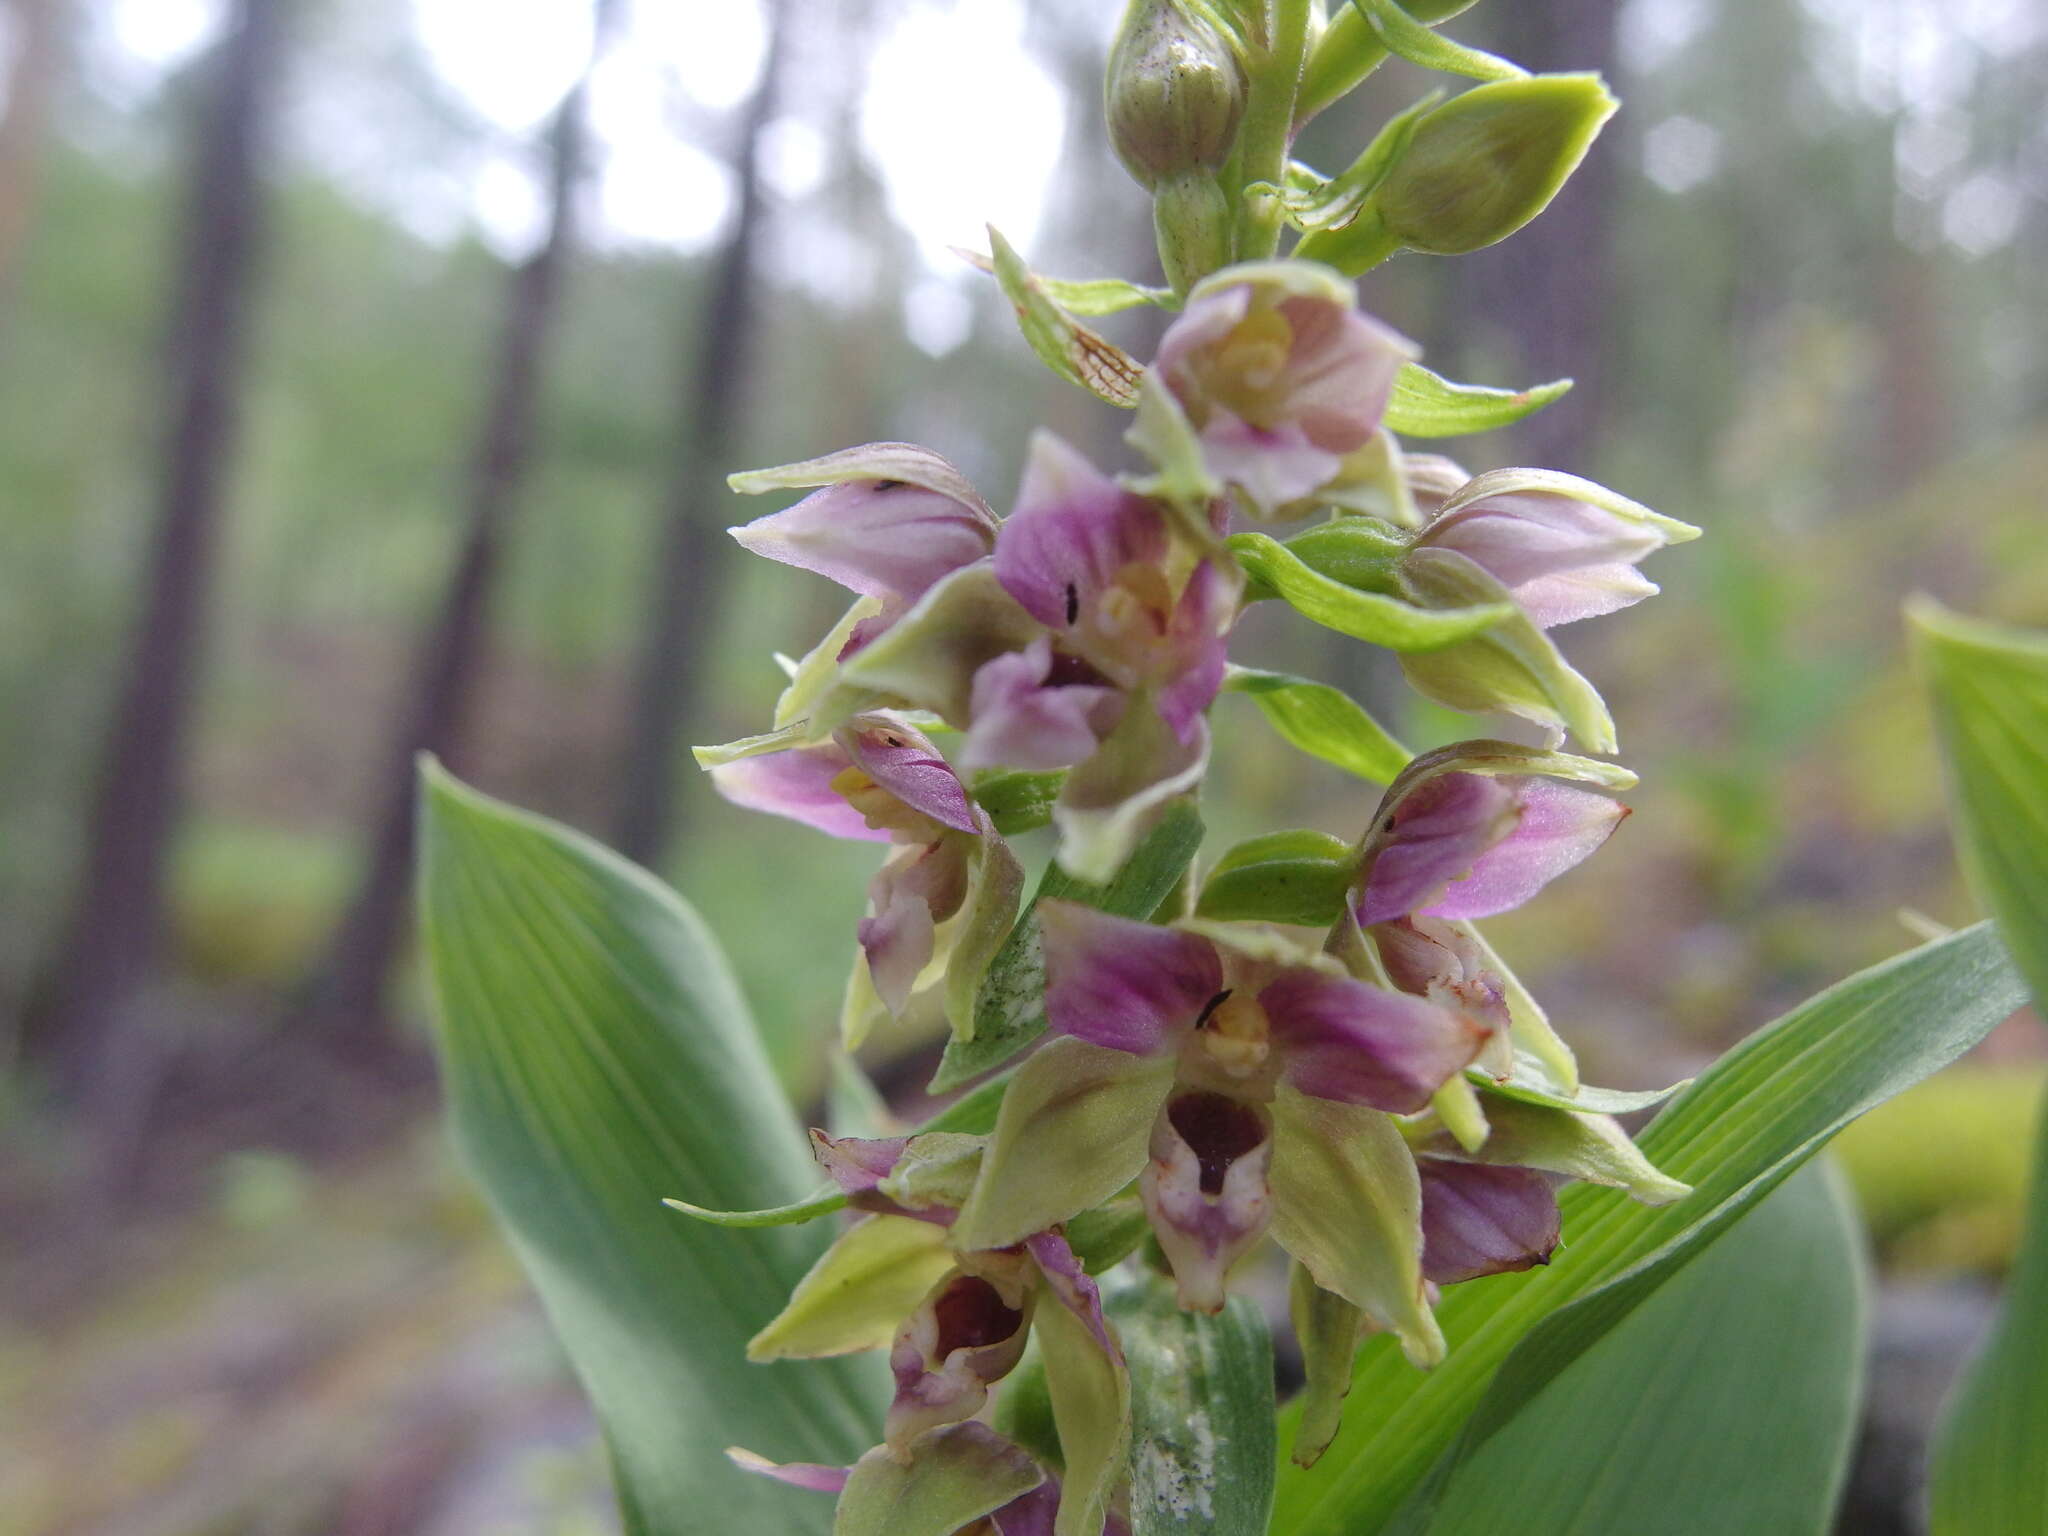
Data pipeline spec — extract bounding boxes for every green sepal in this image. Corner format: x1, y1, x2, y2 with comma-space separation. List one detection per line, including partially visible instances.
839, 562, 1042, 726
1424, 1094, 1693, 1205
833, 1423, 1046, 1536
1054, 705, 1209, 884
951, 1038, 1176, 1252
992, 1347, 1064, 1470
691, 719, 816, 770
1231, 532, 1511, 651
1066, 1190, 1154, 1275
775, 597, 887, 731
1125, 370, 1228, 531
1383, 362, 1573, 439
1429, 1073, 1489, 1153
1297, 0, 1480, 123
1037, 1274, 1133, 1536
955, 245, 1177, 314
972, 768, 1068, 835
1289, 1263, 1366, 1469
987, 225, 1145, 408
1446, 920, 1579, 1094
943, 833, 1029, 1043
1279, 91, 1440, 233
665, 1185, 849, 1229
876, 1132, 988, 1214
1197, 828, 1359, 926
1436, 466, 1700, 545
1396, 549, 1617, 753
1268, 1085, 1443, 1368
1223, 665, 1411, 785
1112, 1275, 1278, 1535
1471, 1046, 1686, 1117
747, 1213, 956, 1362
1344, 0, 1525, 83
1275, 517, 1409, 595
936, 802, 1206, 1091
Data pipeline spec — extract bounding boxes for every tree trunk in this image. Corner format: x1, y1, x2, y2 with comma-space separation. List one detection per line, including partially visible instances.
610, 0, 788, 868
305, 0, 616, 1037
25, 0, 281, 1093
0, 0, 61, 319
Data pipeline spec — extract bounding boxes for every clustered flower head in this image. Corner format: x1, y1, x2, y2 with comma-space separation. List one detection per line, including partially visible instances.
683, 10, 1701, 1526
691, 243, 1695, 1525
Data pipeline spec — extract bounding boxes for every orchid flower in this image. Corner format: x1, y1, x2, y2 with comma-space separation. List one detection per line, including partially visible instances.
746, 1130, 1132, 1536
710, 713, 1023, 1045
1152, 261, 1418, 516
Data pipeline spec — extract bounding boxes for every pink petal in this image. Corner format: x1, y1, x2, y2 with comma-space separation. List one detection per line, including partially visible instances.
709, 745, 886, 843
1262, 970, 1489, 1113
860, 842, 970, 1015
1422, 778, 1626, 921
809, 1130, 909, 1195
726, 1447, 852, 1494
994, 432, 1169, 629
841, 717, 979, 833
886, 1271, 1031, 1451
1156, 561, 1231, 747
1355, 773, 1521, 925
1418, 1161, 1560, 1285
1423, 492, 1662, 589
959, 640, 1121, 772
1278, 298, 1410, 454
1037, 902, 1223, 1055
1025, 1229, 1122, 1361
1511, 564, 1658, 629
1197, 410, 1342, 510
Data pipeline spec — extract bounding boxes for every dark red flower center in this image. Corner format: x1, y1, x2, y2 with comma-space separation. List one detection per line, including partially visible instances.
1168, 1090, 1268, 1196
932, 1275, 1024, 1356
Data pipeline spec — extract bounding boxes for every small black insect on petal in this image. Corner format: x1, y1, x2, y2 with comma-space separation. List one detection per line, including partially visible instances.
872, 478, 905, 492
1064, 582, 1080, 626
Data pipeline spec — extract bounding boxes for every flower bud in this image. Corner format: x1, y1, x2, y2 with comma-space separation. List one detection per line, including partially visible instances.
1335, 73, 1618, 265
1105, 0, 1245, 190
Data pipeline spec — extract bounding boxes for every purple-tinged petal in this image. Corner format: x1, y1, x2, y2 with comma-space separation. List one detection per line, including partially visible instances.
1154, 285, 1252, 383
1511, 564, 1659, 629
995, 432, 1170, 628
728, 442, 997, 602
960, 639, 1122, 772
1197, 410, 1342, 510
1421, 491, 1665, 589
1140, 1090, 1274, 1313
709, 744, 887, 843
1038, 901, 1223, 1055
1024, 1230, 1123, 1362
1422, 778, 1626, 921
840, 717, 979, 833
861, 841, 971, 1016
1371, 916, 1512, 1037
1262, 970, 1489, 1113
810, 1130, 909, 1195
1155, 561, 1232, 747
726, 1446, 852, 1494
1418, 1161, 1560, 1285
1277, 298, 1411, 454
886, 1270, 1033, 1450
1355, 772, 1521, 925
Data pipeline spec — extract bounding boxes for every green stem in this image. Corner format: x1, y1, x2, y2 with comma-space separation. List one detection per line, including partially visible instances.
1231, 0, 1312, 261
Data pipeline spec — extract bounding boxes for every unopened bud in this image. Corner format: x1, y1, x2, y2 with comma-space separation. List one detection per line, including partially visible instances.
1363, 73, 1618, 258
1105, 0, 1245, 190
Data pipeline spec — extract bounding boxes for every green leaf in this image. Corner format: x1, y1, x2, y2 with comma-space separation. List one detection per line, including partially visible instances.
1110, 1277, 1278, 1535
1408, 1162, 1868, 1535
1298, 0, 1480, 123
1230, 532, 1511, 652
1223, 665, 1411, 784
986, 225, 1145, 408
933, 801, 1205, 1091
1347, 0, 1525, 83
954, 245, 1176, 314
416, 761, 879, 1535
1272, 921, 2027, 1534
1914, 603, 2048, 1536
1280, 93, 1441, 234
1383, 362, 1573, 439
1196, 827, 1359, 926
664, 1185, 850, 1229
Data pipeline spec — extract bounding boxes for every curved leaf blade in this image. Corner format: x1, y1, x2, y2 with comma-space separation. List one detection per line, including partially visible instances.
1230, 533, 1511, 652
1914, 602, 2048, 1536
1223, 665, 1411, 784
1273, 922, 2026, 1534
417, 762, 880, 1535
1384, 362, 1573, 439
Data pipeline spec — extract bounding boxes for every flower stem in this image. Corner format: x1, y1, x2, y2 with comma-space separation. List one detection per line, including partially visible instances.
1231, 0, 1312, 262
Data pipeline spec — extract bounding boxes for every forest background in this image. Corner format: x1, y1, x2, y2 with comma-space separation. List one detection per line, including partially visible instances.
1, 0, 2043, 1530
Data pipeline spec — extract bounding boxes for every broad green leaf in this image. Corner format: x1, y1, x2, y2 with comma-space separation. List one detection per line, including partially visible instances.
987, 225, 1144, 408
1383, 362, 1573, 439
1197, 827, 1358, 926
416, 762, 879, 1535
1409, 1162, 1868, 1535
1223, 665, 1411, 784
933, 801, 1205, 1091
1230, 532, 1511, 652
1347, 0, 1525, 83
1273, 921, 2027, 1534
1110, 1278, 1278, 1535
1914, 603, 2048, 1536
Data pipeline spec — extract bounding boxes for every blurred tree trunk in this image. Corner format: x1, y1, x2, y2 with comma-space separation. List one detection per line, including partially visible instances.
25, 0, 281, 1093
611, 0, 787, 868
0, 0, 61, 318
1437, 0, 1621, 469
305, 0, 616, 1036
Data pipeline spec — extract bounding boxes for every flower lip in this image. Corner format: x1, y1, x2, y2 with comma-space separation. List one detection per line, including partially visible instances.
932, 1274, 1026, 1356
1167, 1089, 1270, 1195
